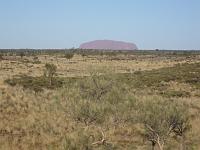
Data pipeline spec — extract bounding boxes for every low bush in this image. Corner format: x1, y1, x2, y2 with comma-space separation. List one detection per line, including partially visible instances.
70, 100, 106, 126
44, 63, 57, 86
160, 90, 191, 98
115, 62, 200, 90
138, 98, 190, 150
64, 53, 74, 60
5, 75, 64, 92
0, 53, 4, 60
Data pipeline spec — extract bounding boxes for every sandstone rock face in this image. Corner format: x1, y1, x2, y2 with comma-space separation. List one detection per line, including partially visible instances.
79, 40, 138, 50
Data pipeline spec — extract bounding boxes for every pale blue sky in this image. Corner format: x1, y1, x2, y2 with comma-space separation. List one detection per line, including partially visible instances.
0, 0, 200, 49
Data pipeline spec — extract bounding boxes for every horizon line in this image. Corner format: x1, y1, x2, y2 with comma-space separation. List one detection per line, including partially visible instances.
0, 48, 200, 51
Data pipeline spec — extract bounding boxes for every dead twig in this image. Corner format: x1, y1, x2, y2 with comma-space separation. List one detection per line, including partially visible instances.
92, 127, 106, 145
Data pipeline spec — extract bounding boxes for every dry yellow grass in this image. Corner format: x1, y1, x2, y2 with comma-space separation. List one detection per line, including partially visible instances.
0, 53, 200, 150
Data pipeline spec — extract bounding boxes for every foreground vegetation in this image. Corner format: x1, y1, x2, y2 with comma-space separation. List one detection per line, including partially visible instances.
0, 50, 200, 150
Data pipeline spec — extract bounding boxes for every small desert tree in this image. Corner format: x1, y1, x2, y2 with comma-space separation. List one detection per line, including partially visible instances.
0, 53, 3, 60
81, 53, 87, 58
79, 70, 114, 101
70, 100, 105, 126
44, 63, 57, 86
0, 53, 3, 69
81, 53, 87, 61
19, 52, 25, 59
139, 98, 190, 150
167, 102, 190, 150
65, 53, 74, 61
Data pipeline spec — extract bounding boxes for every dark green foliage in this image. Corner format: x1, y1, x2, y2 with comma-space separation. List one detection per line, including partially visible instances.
0, 53, 4, 60
160, 90, 191, 98
116, 62, 200, 90
81, 53, 87, 57
64, 53, 74, 60
19, 52, 25, 58
5, 75, 64, 92
5, 64, 60, 92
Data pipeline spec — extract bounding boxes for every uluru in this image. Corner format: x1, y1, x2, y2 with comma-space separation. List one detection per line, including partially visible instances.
79, 40, 138, 50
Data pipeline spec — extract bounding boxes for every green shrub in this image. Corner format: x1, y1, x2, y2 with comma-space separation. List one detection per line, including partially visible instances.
138, 98, 190, 150
79, 71, 114, 102
114, 62, 200, 90
160, 90, 191, 98
69, 99, 107, 126
0, 53, 4, 60
5, 75, 64, 92
44, 63, 57, 86
19, 52, 25, 58
65, 53, 74, 60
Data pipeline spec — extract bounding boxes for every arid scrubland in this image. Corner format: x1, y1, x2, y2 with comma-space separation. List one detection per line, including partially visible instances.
0, 50, 200, 150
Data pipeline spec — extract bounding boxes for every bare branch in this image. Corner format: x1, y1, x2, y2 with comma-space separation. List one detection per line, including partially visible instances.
92, 127, 106, 145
